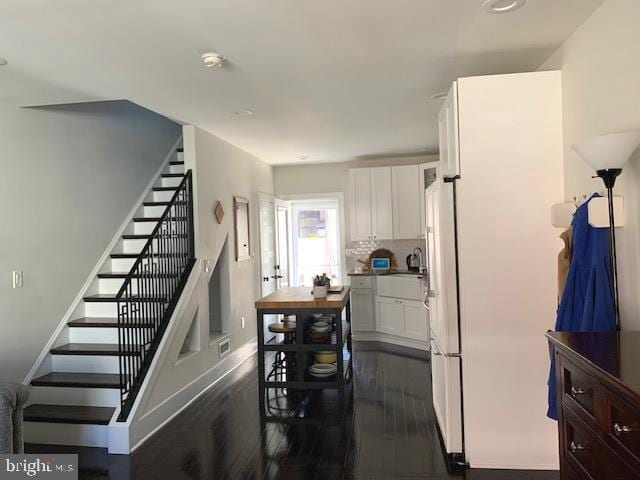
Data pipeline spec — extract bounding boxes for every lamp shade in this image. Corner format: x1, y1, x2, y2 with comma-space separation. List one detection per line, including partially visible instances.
572, 132, 640, 171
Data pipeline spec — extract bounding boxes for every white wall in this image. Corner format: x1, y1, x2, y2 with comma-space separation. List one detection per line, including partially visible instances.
274, 155, 437, 244
540, 0, 640, 329
129, 125, 273, 445
0, 100, 180, 382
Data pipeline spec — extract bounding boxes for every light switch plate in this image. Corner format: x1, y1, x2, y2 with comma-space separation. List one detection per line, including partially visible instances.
12, 270, 23, 288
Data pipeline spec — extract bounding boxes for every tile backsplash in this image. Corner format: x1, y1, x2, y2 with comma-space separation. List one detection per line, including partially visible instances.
346, 239, 423, 272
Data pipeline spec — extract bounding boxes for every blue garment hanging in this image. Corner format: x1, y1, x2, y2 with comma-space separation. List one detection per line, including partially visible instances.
547, 194, 616, 420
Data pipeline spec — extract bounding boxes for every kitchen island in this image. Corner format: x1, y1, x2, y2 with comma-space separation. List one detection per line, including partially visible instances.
255, 287, 352, 416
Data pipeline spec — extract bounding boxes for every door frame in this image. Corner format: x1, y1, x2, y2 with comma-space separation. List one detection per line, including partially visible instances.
277, 192, 347, 287
274, 198, 292, 289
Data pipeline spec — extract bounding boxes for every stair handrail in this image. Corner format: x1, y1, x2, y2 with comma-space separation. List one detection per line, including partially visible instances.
115, 169, 195, 420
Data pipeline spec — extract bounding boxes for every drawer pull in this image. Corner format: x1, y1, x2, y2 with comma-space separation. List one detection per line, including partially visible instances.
613, 423, 634, 437
569, 441, 588, 454
570, 387, 588, 398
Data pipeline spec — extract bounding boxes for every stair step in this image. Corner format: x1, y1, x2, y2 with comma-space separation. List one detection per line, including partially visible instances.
161, 173, 185, 178
24, 404, 115, 425
67, 317, 156, 328
169, 161, 184, 166
50, 343, 142, 356
176, 148, 183, 153
84, 294, 166, 303
133, 217, 161, 223
31, 372, 122, 389
123, 233, 187, 240
153, 186, 179, 192
97, 272, 178, 279
110, 252, 179, 259
143, 200, 187, 207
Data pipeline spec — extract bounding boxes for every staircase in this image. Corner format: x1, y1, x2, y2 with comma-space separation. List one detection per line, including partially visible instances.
24, 147, 196, 449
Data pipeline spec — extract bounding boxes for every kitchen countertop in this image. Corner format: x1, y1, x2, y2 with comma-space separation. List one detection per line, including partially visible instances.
348, 269, 423, 278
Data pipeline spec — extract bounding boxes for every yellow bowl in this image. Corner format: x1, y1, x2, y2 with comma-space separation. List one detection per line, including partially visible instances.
315, 351, 337, 364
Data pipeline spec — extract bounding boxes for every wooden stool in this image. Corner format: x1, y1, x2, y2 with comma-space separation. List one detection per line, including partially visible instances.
267, 323, 297, 383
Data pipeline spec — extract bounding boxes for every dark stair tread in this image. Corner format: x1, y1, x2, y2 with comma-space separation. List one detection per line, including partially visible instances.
110, 252, 183, 259
84, 294, 167, 303
24, 404, 115, 425
133, 217, 162, 222
143, 200, 187, 207
31, 372, 122, 389
50, 343, 142, 356
67, 317, 155, 328
169, 161, 184, 166
176, 148, 184, 152
122, 233, 187, 240
152, 186, 179, 191
161, 173, 185, 178
97, 271, 178, 279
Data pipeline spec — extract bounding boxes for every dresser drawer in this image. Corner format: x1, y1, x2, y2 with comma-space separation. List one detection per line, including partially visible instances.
601, 388, 640, 468
560, 356, 599, 424
350, 276, 373, 289
563, 409, 640, 480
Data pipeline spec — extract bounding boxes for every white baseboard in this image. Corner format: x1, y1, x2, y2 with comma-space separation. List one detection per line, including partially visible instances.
124, 338, 257, 454
353, 331, 430, 351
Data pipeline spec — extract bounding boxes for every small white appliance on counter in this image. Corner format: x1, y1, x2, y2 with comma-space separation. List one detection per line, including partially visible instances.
424, 71, 563, 470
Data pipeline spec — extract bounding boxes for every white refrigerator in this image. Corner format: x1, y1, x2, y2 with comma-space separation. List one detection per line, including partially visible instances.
424, 71, 564, 470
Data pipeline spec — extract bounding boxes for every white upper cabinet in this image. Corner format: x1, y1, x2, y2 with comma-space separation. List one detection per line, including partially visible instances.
438, 83, 460, 179
392, 165, 421, 240
349, 168, 373, 241
369, 167, 394, 240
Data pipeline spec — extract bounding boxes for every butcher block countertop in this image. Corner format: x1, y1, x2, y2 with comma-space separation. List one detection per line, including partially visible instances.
255, 287, 351, 310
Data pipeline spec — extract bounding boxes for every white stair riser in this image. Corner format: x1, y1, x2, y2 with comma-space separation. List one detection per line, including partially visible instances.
169, 164, 185, 175
99, 278, 138, 295
134, 221, 160, 235
69, 327, 121, 344
153, 190, 177, 202
111, 258, 135, 272
29, 386, 120, 407
144, 205, 168, 217
85, 301, 118, 317
24, 422, 109, 448
122, 238, 183, 254
161, 176, 183, 188
52, 355, 120, 374
176, 151, 184, 162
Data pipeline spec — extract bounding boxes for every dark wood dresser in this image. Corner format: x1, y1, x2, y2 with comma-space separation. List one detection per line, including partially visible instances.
547, 332, 640, 480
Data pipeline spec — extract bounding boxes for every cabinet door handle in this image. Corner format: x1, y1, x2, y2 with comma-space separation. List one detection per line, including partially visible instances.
613, 423, 634, 437
570, 387, 587, 398
569, 441, 588, 454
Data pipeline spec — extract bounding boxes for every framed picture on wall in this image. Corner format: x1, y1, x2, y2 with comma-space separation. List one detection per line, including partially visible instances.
233, 196, 251, 261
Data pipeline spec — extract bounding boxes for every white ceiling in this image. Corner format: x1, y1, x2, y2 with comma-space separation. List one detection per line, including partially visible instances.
0, 0, 603, 165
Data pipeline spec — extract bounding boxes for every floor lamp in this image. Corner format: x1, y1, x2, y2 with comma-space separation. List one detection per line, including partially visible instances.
572, 132, 640, 330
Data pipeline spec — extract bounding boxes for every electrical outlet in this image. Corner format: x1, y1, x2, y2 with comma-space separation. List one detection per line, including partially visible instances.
12, 270, 23, 289
241, 316, 245, 329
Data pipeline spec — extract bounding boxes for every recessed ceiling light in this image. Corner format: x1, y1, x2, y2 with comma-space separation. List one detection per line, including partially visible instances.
430, 92, 448, 101
0, 57, 7, 66
229, 109, 253, 116
298, 155, 310, 160
482, 0, 526, 14
201, 52, 225, 68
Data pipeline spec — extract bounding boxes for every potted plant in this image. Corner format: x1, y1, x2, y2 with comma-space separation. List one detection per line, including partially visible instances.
312, 273, 331, 299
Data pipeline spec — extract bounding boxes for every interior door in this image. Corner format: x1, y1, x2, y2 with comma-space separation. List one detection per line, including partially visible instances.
275, 198, 291, 289
259, 193, 277, 342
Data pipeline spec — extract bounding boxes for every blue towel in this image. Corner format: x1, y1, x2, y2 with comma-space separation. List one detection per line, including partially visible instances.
547, 194, 616, 420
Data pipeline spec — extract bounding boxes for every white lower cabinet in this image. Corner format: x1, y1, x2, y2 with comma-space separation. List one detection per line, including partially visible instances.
376, 296, 429, 340
376, 297, 404, 336
351, 288, 375, 331
403, 300, 429, 341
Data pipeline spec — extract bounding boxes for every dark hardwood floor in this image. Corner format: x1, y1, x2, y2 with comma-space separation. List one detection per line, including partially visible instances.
27, 342, 559, 480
